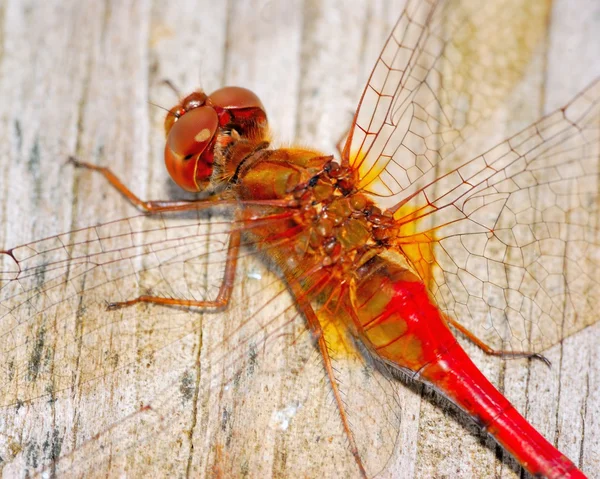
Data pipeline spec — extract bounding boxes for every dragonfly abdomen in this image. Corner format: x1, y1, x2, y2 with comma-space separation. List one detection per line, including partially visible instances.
349, 254, 586, 479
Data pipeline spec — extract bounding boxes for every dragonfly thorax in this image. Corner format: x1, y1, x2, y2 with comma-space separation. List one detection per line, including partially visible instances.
234, 148, 397, 279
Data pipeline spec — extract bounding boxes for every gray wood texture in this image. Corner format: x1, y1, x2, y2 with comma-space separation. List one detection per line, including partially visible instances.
0, 1, 598, 478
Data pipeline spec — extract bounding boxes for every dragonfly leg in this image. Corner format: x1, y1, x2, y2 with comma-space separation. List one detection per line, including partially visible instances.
336, 124, 351, 161
288, 279, 368, 479
68, 156, 201, 213
443, 315, 551, 367
107, 231, 240, 311
160, 78, 183, 98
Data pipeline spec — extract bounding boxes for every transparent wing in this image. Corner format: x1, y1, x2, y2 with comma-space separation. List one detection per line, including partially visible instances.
344, 0, 550, 205
0, 213, 288, 475
391, 79, 600, 352
0, 210, 403, 477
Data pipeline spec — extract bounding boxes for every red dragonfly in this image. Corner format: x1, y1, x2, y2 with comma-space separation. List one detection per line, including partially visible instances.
0, 1, 598, 478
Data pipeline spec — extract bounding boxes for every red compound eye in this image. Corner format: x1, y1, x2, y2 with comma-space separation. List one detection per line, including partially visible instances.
164, 105, 218, 192
207, 86, 265, 112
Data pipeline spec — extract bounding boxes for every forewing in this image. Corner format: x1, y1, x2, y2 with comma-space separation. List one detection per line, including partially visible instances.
392, 79, 600, 352
344, 0, 550, 206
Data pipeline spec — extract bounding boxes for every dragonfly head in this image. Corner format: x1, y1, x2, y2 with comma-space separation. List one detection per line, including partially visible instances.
164, 86, 268, 192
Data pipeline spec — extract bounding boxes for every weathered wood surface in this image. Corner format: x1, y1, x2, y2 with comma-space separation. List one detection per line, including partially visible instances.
0, 0, 598, 478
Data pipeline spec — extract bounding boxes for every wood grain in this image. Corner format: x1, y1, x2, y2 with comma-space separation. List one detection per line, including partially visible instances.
0, 1, 598, 478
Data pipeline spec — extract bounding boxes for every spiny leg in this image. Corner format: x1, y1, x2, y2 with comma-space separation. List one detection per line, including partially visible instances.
336, 126, 350, 160
107, 230, 241, 311
68, 156, 206, 213
335, 107, 360, 162
443, 314, 551, 366
68, 156, 295, 213
287, 277, 368, 479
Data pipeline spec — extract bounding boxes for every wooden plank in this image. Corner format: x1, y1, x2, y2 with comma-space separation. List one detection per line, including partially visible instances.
0, 1, 598, 478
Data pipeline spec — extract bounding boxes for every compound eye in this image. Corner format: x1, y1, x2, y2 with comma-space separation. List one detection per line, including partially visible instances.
164, 106, 218, 192
207, 86, 265, 112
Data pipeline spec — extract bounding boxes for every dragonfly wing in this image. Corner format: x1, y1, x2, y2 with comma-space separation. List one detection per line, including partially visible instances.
344, 0, 551, 208
0, 213, 298, 475
392, 79, 600, 352
309, 308, 407, 477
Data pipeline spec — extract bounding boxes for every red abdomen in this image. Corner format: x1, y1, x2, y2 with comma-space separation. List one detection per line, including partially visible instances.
349, 255, 585, 479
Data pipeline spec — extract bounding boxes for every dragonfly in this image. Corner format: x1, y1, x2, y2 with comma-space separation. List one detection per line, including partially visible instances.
0, 1, 599, 478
